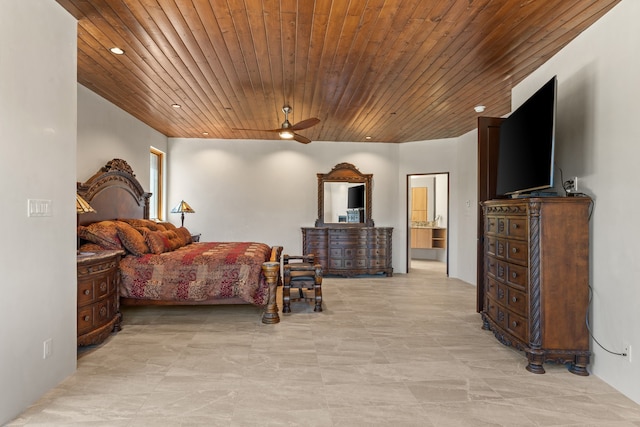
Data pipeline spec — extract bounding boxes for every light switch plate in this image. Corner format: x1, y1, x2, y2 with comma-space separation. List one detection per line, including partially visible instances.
28, 199, 52, 217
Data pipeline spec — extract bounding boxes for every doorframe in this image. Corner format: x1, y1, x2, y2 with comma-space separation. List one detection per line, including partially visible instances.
406, 172, 450, 276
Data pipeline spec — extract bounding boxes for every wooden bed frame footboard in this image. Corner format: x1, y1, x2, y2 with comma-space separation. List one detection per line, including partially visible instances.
78, 158, 282, 324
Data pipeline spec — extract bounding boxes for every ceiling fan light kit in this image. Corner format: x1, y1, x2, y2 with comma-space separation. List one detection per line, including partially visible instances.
232, 105, 319, 144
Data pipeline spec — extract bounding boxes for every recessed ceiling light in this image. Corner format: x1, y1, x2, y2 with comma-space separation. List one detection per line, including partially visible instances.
171, 103, 181, 109
474, 105, 486, 113
109, 47, 125, 55
365, 136, 372, 140
202, 132, 209, 136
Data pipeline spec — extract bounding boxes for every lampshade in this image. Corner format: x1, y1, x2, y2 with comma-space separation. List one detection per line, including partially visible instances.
170, 200, 195, 214
76, 194, 96, 214
171, 200, 195, 227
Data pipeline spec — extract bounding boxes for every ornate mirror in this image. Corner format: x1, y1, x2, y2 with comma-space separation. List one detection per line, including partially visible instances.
316, 163, 374, 227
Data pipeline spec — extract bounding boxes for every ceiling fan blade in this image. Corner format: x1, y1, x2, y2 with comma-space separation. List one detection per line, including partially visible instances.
290, 117, 320, 131
293, 133, 312, 144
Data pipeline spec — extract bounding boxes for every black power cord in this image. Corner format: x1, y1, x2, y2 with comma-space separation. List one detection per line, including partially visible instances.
557, 166, 621, 356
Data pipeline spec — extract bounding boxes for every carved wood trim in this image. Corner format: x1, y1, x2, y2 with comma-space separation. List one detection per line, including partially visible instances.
77, 159, 151, 224
527, 201, 542, 350
316, 163, 374, 227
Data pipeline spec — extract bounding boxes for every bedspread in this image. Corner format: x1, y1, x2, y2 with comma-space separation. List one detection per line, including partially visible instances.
119, 241, 272, 306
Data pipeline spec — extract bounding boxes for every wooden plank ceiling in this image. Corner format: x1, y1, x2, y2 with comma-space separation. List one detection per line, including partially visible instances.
56, 0, 620, 143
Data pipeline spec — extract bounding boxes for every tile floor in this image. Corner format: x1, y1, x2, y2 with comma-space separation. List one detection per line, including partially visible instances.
7, 261, 640, 426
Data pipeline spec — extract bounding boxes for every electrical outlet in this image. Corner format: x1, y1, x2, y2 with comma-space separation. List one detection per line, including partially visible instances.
573, 176, 578, 192
43, 338, 52, 359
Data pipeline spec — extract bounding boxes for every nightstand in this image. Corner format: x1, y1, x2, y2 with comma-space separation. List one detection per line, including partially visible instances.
77, 250, 123, 346
191, 233, 201, 242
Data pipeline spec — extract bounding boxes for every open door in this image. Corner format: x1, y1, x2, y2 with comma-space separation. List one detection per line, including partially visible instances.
477, 117, 504, 312
407, 173, 449, 275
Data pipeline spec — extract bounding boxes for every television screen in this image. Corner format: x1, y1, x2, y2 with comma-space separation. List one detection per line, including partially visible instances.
496, 76, 557, 196
347, 184, 365, 209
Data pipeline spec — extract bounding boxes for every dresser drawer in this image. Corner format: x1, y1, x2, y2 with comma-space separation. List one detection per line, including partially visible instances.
506, 217, 527, 239
506, 263, 527, 289
506, 310, 527, 342
368, 258, 389, 268
486, 256, 498, 278
329, 258, 367, 269
486, 237, 497, 257
369, 248, 387, 257
77, 306, 94, 334
506, 240, 528, 264
77, 280, 95, 305
485, 216, 499, 235
486, 277, 507, 305
506, 287, 527, 316
493, 260, 507, 283
485, 297, 505, 329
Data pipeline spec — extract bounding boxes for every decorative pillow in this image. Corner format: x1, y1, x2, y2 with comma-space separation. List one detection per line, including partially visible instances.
116, 223, 149, 256
165, 230, 183, 251
119, 218, 165, 231
158, 221, 178, 231
145, 230, 171, 254
77, 221, 123, 250
176, 227, 192, 245
78, 242, 106, 252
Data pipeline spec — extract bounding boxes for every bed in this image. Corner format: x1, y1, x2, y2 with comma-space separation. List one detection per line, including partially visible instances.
77, 158, 282, 324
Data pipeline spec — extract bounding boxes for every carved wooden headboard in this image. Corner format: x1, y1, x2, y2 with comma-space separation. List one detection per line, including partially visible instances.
77, 159, 151, 225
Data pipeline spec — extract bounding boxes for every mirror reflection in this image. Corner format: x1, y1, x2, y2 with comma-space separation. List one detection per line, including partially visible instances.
323, 182, 366, 223
316, 162, 373, 227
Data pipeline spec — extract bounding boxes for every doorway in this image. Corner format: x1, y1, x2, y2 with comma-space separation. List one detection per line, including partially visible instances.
407, 173, 449, 275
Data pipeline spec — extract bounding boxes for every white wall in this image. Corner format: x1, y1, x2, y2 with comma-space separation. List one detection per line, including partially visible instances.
166, 139, 401, 267
398, 133, 478, 284
76, 85, 168, 189
0, 1, 77, 424
510, 0, 639, 402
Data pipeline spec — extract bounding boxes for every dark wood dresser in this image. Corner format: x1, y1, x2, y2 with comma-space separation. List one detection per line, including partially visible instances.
77, 250, 123, 346
480, 197, 591, 375
302, 226, 393, 277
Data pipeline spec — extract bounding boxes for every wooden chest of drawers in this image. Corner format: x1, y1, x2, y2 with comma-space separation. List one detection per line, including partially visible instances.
77, 250, 123, 346
302, 227, 393, 277
480, 197, 591, 375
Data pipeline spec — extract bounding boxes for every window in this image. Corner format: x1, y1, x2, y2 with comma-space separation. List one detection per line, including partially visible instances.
149, 148, 164, 220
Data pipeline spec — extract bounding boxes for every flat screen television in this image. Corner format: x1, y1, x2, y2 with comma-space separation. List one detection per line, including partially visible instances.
347, 184, 365, 209
496, 76, 557, 196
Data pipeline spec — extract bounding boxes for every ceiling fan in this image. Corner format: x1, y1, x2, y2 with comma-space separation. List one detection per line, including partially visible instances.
233, 105, 320, 144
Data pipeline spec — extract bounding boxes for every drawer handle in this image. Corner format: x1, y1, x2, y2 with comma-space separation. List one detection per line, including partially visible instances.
512, 296, 518, 303
512, 272, 517, 279
512, 223, 519, 229
512, 247, 518, 254
83, 315, 90, 321
83, 289, 90, 295
512, 320, 519, 328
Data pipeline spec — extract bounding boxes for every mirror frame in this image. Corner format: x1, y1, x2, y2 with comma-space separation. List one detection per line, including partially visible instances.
315, 162, 374, 227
